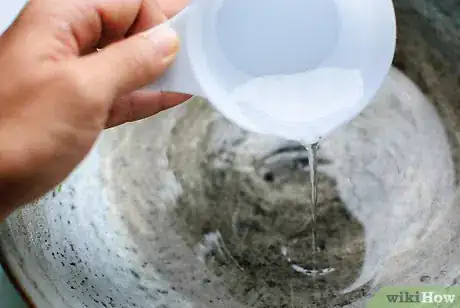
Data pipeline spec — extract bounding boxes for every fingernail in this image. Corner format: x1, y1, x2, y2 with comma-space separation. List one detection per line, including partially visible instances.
143, 25, 179, 63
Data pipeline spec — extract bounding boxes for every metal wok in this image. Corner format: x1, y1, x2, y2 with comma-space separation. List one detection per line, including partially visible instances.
1, 0, 459, 307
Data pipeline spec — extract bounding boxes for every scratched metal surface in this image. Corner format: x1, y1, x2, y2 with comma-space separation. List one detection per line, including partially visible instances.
0, 0, 459, 307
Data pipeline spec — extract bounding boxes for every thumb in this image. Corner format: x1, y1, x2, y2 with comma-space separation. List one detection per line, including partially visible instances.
73, 25, 180, 97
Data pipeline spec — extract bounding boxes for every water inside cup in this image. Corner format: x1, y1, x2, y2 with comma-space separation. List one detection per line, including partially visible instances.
230, 67, 364, 125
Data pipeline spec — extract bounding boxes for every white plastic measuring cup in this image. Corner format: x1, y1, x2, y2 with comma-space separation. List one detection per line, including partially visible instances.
0, 1, 26, 34
149, 0, 396, 143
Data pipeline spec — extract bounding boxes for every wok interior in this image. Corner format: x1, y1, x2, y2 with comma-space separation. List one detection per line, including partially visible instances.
1, 1, 459, 308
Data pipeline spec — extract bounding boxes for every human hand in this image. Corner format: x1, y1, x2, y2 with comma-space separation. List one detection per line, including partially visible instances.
0, 0, 190, 220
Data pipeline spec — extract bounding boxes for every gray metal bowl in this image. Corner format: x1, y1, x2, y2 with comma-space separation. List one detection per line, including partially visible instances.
1, 1, 459, 307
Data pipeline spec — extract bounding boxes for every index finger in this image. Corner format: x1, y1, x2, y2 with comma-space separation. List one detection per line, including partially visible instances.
98, 0, 167, 46
11, 0, 167, 57
156, 0, 190, 18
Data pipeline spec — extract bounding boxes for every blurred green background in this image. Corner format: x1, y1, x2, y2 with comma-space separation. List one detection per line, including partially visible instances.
0, 267, 27, 308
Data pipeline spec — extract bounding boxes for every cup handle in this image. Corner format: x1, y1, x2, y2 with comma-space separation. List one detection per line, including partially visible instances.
146, 7, 204, 97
